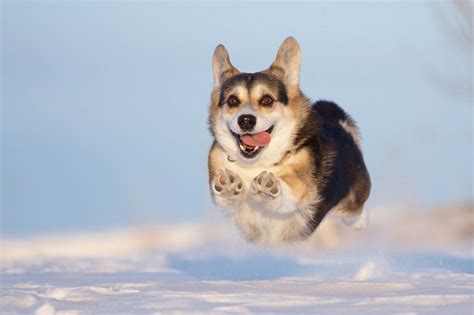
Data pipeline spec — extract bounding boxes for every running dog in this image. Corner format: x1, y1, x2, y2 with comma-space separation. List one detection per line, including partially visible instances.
208, 37, 371, 245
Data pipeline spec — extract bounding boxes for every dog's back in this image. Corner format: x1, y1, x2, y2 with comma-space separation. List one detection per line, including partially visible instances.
306, 101, 371, 230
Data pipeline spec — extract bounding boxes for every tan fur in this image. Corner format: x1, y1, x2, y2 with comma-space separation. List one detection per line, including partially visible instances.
278, 149, 316, 205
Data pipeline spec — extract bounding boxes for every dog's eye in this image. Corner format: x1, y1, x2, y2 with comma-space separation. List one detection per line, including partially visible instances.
260, 95, 274, 106
227, 95, 240, 107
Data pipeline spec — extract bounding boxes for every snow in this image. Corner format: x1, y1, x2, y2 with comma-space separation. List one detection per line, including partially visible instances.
1, 204, 473, 314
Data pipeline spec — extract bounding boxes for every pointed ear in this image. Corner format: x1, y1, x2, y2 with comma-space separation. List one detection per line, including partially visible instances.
268, 37, 301, 90
212, 44, 239, 88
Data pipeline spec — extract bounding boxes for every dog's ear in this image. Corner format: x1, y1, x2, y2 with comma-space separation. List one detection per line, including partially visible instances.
268, 37, 301, 94
212, 44, 239, 88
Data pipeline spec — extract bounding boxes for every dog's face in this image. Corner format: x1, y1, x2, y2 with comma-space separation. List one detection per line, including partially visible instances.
209, 37, 308, 166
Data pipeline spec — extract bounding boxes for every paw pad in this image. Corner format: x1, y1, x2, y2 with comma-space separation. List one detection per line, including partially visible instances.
251, 171, 280, 199
212, 169, 244, 198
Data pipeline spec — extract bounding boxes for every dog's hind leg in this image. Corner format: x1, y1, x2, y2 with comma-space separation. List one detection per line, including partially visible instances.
332, 188, 370, 230
341, 207, 369, 230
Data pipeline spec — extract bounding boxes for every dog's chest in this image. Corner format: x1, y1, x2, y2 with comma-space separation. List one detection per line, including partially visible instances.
224, 161, 270, 186
215, 149, 293, 186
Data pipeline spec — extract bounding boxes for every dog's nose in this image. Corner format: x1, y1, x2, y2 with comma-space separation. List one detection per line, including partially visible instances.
238, 114, 257, 131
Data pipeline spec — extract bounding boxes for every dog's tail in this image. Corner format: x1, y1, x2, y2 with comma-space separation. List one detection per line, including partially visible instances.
312, 100, 361, 147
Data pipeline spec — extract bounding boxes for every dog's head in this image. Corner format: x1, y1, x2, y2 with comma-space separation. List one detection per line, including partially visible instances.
209, 37, 310, 166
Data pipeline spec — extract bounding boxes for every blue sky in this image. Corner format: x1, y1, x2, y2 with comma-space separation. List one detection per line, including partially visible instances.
2, 2, 472, 236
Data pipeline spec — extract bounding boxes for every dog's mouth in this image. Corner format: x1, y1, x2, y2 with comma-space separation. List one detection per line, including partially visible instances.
230, 126, 274, 159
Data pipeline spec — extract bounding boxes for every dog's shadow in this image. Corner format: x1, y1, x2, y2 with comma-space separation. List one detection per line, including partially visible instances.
167, 254, 312, 280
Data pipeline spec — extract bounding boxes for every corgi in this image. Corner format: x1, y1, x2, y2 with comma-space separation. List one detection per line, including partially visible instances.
208, 37, 371, 245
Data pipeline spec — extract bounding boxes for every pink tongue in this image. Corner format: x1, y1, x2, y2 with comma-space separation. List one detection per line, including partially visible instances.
241, 132, 271, 147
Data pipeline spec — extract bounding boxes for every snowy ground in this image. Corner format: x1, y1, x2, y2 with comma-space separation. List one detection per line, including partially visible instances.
1, 204, 473, 314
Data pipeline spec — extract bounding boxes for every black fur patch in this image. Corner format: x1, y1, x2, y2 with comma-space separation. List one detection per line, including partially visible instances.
312, 100, 349, 123
218, 73, 288, 107
295, 100, 371, 233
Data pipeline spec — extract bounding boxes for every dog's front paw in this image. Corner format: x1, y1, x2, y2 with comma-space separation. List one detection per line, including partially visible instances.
250, 171, 280, 200
211, 169, 244, 210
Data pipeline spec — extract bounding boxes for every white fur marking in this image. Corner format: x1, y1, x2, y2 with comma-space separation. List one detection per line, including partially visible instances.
339, 120, 361, 149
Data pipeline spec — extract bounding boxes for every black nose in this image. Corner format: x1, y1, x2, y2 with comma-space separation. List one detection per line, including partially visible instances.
238, 114, 257, 131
